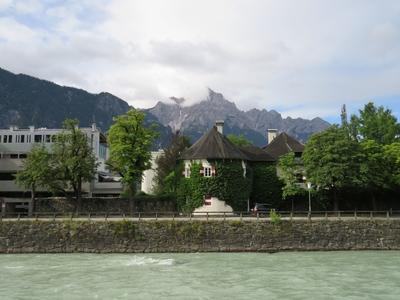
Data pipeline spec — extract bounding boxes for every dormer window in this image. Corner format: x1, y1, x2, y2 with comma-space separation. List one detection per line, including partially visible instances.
203, 167, 212, 177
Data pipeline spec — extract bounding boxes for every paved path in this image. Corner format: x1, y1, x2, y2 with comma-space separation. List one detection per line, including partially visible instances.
1, 216, 399, 222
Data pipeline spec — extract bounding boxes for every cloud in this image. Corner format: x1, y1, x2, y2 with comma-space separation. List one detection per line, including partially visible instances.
0, 0, 400, 119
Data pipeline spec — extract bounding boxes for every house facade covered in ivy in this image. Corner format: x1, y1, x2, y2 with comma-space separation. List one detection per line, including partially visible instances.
178, 121, 279, 212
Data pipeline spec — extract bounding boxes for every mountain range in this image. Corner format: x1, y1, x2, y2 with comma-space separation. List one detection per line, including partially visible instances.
0, 67, 330, 148
0, 68, 171, 149
146, 89, 330, 146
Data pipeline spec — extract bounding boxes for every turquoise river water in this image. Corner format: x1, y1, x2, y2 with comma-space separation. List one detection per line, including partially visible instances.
0, 251, 399, 299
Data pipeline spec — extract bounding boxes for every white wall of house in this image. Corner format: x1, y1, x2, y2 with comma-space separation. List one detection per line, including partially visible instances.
141, 150, 163, 195
183, 158, 247, 212
193, 197, 233, 214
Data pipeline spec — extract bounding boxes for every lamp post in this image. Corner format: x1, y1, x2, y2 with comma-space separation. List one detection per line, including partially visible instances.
307, 182, 312, 213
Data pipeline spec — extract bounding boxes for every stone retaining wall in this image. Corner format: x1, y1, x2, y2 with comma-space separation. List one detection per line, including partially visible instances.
0, 219, 399, 253
35, 196, 176, 213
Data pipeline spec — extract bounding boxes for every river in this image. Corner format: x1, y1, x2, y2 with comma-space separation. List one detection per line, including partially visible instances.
0, 251, 399, 299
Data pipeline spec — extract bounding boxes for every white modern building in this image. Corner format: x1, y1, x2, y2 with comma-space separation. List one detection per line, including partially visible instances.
0, 124, 122, 197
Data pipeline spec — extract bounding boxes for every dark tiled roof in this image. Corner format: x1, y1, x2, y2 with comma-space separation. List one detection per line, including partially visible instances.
181, 127, 248, 160
263, 132, 304, 159
239, 145, 276, 162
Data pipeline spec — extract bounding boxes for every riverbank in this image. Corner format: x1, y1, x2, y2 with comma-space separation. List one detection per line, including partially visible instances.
0, 219, 399, 253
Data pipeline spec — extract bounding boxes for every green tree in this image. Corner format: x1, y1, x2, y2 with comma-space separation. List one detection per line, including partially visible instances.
52, 119, 98, 209
278, 152, 306, 200
107, 109, 157, 202
349, 102, 400, 144
227, 134, 252, 146
154, 132, 190, 194
302, 125, 362, 210
383, 142, 400, 186
359, 140, 392, 210
15, 146, 52, 213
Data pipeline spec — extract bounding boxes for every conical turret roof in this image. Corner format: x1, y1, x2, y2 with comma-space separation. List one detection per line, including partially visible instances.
181, 127, 248, 160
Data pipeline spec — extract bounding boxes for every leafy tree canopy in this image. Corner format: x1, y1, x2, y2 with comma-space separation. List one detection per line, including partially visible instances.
52, 119, 98, 203
302, 125, 363, 209
107, 109, 157, 199
15, 146, 52, 209
278, 152, 306, 199
349, 102, 400, 144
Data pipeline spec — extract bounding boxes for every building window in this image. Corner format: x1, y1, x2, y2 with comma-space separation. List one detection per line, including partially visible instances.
20, 135, 25, 143
0, 172, 16, 180
51, 135, 56, 142
45, 135, 51, 143
203, 167, 212, 177
34, 135, 42, 143
10, 154, 18, 159
19, 154, 27, 159
3, 135, 6, 143
184, 167, 191, 178
8, 135, 12, 143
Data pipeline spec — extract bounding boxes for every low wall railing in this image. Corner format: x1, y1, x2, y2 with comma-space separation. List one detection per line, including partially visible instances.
1, 210, 400, 221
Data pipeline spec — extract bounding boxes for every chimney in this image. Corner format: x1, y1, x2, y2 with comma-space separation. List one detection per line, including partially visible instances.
215, 120, 224, 135
267, 129, 278, 144
91, 123, 97, 131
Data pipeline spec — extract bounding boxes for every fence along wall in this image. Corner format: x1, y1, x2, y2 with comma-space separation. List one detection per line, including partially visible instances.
0, 219, 400, 253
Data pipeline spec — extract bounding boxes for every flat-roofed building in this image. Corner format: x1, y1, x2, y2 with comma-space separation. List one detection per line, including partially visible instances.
0, 124, 122, 197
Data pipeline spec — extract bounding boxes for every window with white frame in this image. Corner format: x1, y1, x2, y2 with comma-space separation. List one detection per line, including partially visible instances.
203, 167, 212, 177
184, 167, 191, 178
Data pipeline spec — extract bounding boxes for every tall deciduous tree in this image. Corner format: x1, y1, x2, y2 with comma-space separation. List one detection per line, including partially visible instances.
302, 125, 362, 210
154, 132, 190, 194
15, 146, 52, 213
278, 152, 306, 200
52, 119, 98, 209
349, 102, 400, 144
383, 142, 400, 187
107, 109, 157, 201
16, 119, 98, 212
359, 140, 392, 210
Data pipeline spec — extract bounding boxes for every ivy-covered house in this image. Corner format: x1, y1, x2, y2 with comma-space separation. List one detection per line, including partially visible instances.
178, 121, 279, 212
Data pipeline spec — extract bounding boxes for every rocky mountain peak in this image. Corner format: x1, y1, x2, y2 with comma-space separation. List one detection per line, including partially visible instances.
147, 89, 330, 146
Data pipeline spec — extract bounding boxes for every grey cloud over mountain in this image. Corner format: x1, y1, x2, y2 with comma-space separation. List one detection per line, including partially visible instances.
0, 0, 400, 120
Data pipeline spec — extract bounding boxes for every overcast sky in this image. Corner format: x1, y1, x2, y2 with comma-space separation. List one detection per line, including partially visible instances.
0, 0, 399, 122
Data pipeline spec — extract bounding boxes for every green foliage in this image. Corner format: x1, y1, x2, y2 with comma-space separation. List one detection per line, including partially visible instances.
107, 109, 157, 199
51, 119, 99, 201
303, 125, 363, 209
154, 133, 190, 194
349, 102, 400, 144
15, 146, 52, 200
16, 119, 98, 206
269, 209, 281, 225
383, 142, 400, 186
278, 152, 306, 199
303, 125, 362, 190
177, 161, 252, 212
227, 134, 252, 146
250, 162, 283, 207
359, 140, 392, 191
